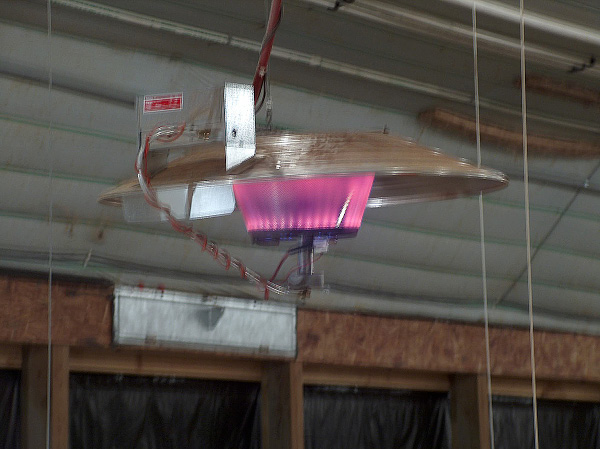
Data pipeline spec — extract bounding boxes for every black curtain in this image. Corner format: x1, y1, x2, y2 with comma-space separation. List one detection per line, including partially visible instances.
493, 396, 600, 449
70, 373, 260, 449
0, 370, 20, 449
304, 386, 450, 449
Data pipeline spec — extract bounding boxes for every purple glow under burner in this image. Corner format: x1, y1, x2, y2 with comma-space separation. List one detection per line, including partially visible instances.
233, 174, 374, 240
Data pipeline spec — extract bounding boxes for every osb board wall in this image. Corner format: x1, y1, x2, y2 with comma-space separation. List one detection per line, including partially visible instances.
297, 309, 600, 382
0, 274, 112, 346
2, 272, 600, 382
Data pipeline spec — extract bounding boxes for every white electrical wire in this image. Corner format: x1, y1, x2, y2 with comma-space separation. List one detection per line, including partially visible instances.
472, 5, 495, 448
45, 0, 54, 448
519, 1, 541, 448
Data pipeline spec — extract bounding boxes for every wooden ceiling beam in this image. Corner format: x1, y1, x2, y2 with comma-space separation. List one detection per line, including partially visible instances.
419, 108, 600, 157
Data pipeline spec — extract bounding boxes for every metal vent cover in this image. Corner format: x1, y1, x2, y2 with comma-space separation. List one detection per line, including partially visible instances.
113, 285, 296, 357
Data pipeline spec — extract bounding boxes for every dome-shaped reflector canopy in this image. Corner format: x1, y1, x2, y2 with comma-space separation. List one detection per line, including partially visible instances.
99, 132, 507, 238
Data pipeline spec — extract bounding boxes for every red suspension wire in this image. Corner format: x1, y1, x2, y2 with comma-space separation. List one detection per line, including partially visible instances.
136, 1, 288, 296
252, 0, 283, 104
283, 254, 323, 283
136, 126, 288, 297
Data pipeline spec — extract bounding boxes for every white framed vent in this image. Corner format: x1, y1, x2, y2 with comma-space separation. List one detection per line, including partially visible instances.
113, 286, 296, 358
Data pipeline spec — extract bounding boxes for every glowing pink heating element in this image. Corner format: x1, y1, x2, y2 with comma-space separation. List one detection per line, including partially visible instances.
233, 174, 374, 238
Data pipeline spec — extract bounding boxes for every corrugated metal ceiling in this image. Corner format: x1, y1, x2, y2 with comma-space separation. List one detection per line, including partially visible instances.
0, 0, 599, 334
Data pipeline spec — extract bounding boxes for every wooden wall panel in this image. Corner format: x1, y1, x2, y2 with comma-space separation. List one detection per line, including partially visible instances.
297, 310, 485, 372
490, 329, 600, 380
2, 272, 600, 385
21, 345, 70, 449
261, 361, 304, 449
0, 344, 22, 368
451, 374, 491, 449
21, 346, 48, 449
50, 346, 69, 449
0, 274, 112, 346
492, 377, 600, 402
297, 310, 600, 382
302, 363, 450, 391
69, 347, 264, 381
51, 346, 70, 449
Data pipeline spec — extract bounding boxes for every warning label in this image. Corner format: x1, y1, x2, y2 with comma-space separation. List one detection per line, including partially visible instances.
143, 93, 183, 113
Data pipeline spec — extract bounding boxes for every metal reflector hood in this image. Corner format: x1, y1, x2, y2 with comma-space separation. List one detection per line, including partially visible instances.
99, 132, 508, 210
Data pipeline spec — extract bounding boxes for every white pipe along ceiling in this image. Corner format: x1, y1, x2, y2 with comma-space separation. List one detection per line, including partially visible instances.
1, 0, 600, 334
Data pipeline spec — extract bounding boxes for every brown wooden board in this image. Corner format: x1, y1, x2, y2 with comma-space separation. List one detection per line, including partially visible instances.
0, 273, 112, 346
69, 347, 264, 382
261, 361, 304, 449
419, 108, 600, 157
451, 374, 491, 449
3, 273, 600, 386
297, 309, 600, 382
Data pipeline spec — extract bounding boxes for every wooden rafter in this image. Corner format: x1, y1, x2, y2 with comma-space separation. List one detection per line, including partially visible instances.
419, 108, 600, 158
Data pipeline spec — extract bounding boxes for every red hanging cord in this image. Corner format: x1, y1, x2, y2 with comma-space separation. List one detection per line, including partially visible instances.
136, 126, 288, 297
135, 2, 288, 296
252, 0, 283, 104
283, 254, 323, 283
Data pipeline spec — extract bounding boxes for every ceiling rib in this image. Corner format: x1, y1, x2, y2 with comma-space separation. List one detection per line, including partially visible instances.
325, 282, 600, 326
420, 108, 600, 157
2, 195, 600, 265
3, 66, 600, 196
4, 247, 600, 335
0, 109, 133, 144
494, 159, 600, 305
299, 0, 600, 79
1, 210, 599, 297
0, 67, 134, 108
46, 0, 600, 135
4, 163, 600, 245
2, 244, 600, 313
443, 0, 600, 47
0, 211, 511, 282
0, 0, 600, 327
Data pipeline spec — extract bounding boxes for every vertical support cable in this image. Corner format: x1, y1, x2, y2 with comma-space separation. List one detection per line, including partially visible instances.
252, 0, 282, 104
264, 0, 274, 129
46, 1, 54, 448
519, 1, 541, 448
472, 5, 495, 448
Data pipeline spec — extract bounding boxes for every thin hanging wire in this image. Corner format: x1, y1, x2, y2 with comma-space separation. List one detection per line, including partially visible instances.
264, 0, 274, 130
519, 1, 540, 448
45, 0, 54, 448
471, 5, 495, 448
